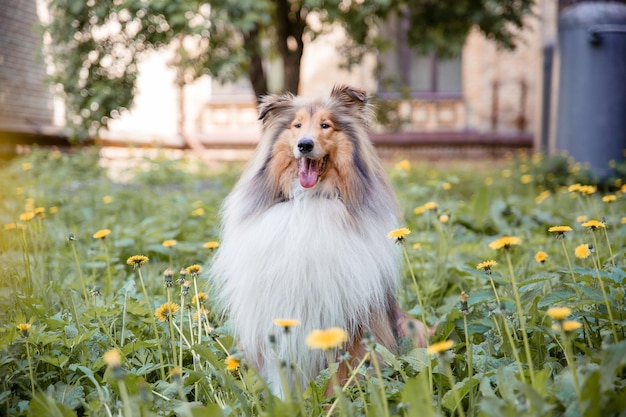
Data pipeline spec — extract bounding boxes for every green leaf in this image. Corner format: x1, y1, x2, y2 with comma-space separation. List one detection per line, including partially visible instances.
599, 340, 626, 392
470, 185, 492, 229
28, 393, 76, 417
44, 382, 84, 411
401, 372, 437, 417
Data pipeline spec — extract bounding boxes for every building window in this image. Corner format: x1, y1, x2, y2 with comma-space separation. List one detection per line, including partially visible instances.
378, 12, 462, 99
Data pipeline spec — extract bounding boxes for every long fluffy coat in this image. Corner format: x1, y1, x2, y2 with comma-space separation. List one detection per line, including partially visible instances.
210, 86, 403, 396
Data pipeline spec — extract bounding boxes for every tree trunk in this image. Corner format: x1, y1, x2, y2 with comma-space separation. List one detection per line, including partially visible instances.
243, 27, 269, 102
275, 0, 305, 95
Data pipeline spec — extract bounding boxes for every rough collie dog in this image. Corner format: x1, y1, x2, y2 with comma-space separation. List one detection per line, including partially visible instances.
210, 85, 427, 397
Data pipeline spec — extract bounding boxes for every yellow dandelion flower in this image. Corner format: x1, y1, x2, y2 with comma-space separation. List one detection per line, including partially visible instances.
442, 182, 452, 191
484, 177, 494, 186
547, 306, 571, 321
169, 367, 182, 380
306, 327, 348, 350
49, 206, 58, 214
578, 185, 596, 195
19, 212, 35, 222
203, 241, 220, 250
155, 302, 180, 322
192, 292, 208, 305
193, 308, 209, 322
501, 169, 511, 178
17, 323, 31, 337
394, 159, 411, 172
186, 264, 202, 275
16, 187, 23, 195
520, 174, 533, 184
93, 229, 111, 239
621, 217, 626, 224
602, 195, 616, 203
191, 208, 205, 216
274, 318, 301, 330
103, 348, 122, 369
548, 225, 572, 234
489, 236, 522, 250
387, 227, 410, 243
574, 244, 591, 259
102, 195, 113, 204
568, 184, 581, 193
581, 220, 605, 230
535, 190, 551, 204
414, 206, 426, 215
426, 340, 455, 355
162, 239, 177, 248
225, 355, 240, 371
127, 255, 149, 268
4, 223, 17, 230
439, 214, 449, 223
561, 320, 582, 332
576, 215, 587, 223
477, 260, 497, 271
412, 242, 422, 250
22, 162, 33, 171
535, 251, 549, 263
423, 202, 438, 211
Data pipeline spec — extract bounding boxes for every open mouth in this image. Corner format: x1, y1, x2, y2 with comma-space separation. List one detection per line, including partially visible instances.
297, 155, 329, 188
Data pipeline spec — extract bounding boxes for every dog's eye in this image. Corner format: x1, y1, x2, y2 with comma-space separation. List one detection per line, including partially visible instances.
293, 123, 302, 129
320, 123, 330, 129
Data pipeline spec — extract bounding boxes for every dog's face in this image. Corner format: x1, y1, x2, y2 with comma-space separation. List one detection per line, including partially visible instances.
258, 85, 372, 194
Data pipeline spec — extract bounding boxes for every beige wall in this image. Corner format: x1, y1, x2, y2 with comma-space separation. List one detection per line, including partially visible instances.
1, 2, 553, 145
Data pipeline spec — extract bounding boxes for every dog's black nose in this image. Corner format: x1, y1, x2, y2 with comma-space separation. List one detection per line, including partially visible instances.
297, 138, 314, 154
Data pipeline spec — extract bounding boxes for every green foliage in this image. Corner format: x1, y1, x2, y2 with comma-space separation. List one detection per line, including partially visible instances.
44, 0, 535, 140
1, 148, 625, 416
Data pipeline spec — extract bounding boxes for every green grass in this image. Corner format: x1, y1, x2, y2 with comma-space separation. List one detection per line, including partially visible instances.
1, 147, 625, 417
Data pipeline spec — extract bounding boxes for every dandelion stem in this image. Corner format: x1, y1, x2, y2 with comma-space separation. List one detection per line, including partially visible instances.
401, 245, 433, 393
369, 345, 391, 417
324, 350, 347, 417
602, 227, 616, 267
92, 298, 120, 350
326, 351, 371, 417
120, 290, 128, 347
166, 287, 178, 364
102, 242, 113, 296
589, 247, 619, 342
558, 334, 581, 400
137, 268, 166, 380
559, 239, 578, 286
192, 275, 203, 345
24, 340, 35, 396
117, 379, 133, 417
444, 359, 466, 417
505, 251, 536, 387
69, 240, 90, 308
499, 313, 526, 382
179, 293, 185, 368
462, 313, 475, 416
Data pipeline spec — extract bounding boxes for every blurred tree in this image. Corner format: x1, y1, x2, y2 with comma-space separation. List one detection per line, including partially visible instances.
45, 0, 534, 140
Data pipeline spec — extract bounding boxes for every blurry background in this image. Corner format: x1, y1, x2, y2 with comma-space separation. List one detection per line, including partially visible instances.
0, 0, 624, 172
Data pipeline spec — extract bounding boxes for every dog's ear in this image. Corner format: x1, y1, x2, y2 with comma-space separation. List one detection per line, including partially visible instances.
258, 93, 295, 121
330, 85, 368, 108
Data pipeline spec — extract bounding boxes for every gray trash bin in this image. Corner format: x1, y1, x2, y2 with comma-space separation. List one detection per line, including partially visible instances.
555, 1, 626, 179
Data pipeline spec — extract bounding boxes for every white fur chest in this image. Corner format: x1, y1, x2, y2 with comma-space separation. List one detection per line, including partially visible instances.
210, 191, 400, 394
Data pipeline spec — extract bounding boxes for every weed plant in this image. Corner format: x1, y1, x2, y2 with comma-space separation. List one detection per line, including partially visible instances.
0, 148, 625, 417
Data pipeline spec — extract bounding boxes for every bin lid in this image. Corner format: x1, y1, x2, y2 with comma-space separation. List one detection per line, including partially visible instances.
560, 2, 626, 29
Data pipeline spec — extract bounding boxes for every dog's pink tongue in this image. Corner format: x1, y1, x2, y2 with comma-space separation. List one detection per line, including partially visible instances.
298, 158, 320, 188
